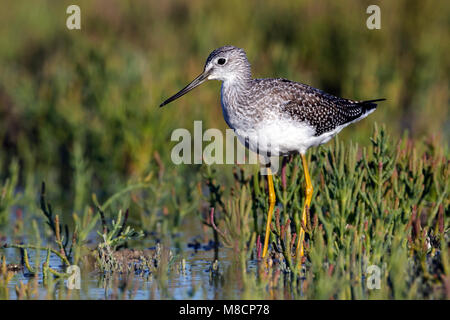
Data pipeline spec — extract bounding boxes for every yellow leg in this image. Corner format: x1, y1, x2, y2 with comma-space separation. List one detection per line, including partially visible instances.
296, 154, 313, 259
262, 168, 276, 258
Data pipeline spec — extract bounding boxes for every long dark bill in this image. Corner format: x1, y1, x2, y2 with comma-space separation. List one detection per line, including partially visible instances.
159, 70, 210, 107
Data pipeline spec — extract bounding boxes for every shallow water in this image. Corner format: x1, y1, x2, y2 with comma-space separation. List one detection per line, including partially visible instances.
4, 242, 246, 299
1, 209, 262, 301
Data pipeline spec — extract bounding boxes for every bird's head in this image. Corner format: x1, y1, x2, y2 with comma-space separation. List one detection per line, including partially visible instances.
204, 46, 251, 82
160, 45, 251, 107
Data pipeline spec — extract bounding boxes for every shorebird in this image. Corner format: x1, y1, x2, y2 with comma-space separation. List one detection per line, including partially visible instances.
160, 46, 384, 260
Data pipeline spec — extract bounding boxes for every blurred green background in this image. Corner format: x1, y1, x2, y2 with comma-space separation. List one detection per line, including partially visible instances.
0, 0, 448, 203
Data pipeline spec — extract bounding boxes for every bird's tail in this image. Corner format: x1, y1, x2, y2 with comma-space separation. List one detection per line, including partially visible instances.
358, 98, 386, 111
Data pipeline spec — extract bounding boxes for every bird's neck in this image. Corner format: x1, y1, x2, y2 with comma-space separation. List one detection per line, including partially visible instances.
220, 76, 255, 130
222, 74, 251, 101
222, 62, 252, 89
221, 79, 249, 110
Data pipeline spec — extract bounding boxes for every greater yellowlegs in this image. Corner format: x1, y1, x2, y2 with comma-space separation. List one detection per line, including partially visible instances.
160, 45, 385, 259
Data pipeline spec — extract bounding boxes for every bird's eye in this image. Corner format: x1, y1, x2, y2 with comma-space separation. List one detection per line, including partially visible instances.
217, 58, 226, 65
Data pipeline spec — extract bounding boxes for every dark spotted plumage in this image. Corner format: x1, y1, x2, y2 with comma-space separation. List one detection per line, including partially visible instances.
278, 81, 385, 136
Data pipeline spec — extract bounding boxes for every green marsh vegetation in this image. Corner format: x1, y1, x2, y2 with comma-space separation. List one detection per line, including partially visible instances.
0, 0, 449, 299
